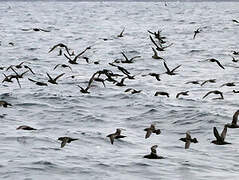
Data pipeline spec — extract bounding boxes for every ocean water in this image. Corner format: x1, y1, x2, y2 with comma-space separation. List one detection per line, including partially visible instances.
0, 1, 239, 179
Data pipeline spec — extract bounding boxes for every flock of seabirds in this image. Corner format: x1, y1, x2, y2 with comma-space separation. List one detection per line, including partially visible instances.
1, 18, 239, 159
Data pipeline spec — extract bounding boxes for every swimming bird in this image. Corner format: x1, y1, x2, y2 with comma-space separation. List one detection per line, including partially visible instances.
46, 73, 65, 84
53, 64, 72, 71
144, 145, 164, 159
0, 100, 12, 107
193, 28, 201, 39
121, 52, 141, 63
225, 110, 239, 128
179, 131, 198, 149
144, 124, 161, 139
185, 80, 200, 85
211, 126, 231, 145
16, 125, 36, 130
154, 91, 169, 97
176, 91, 189, 98
58, 137, 78, 148
106, 129, 126, 145
220, 82, 236, 87
28, 78, 48, 86
117, 28, 125, 37
124, 88, 141, 94
22, 28, 50, 32
202, 90, 223, 99
201, 79, 216, 86
163, 62, 181, 75
151, 47, 164, 60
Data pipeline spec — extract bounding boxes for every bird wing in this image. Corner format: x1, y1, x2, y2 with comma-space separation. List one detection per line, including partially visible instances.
53, 64, 61, 70
193, 32, 197, 39
28, 78, 37, 83
221, 126, 227, 141
121, 52, 129, 61
171, 65, 181, 73
63, 53, 72, 62
49, 44, 61, 53
202, 91, 213, 99
61, 139, 67, 148
149, 35, 160, 49
213, 127, 221, 141
186, 131, 191, 139
232, 110, 239, 125
163, 62, 170, 72
185, 140, 191, 149
215, 60, 225, 69
54, 73, 65, 81
145, 129, 152, 139
15, 77, 21, 88
46, 73, 53, 81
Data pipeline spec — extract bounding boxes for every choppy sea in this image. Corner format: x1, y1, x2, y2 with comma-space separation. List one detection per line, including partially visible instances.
0, 1, 239, 179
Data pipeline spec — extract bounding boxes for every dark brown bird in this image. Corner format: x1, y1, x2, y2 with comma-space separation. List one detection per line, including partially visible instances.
207, 58, 225, 69
23, 65, 35, 75
115, 77, 128, 87
117, 28, 125, 37
211, 126, 231, 145
148, 73, 161, 81
121, 52, 141, 63
58, 137, 78, 148
179, 131, 198, 149
22, 28, 50, 32
16, 125, 36, 130
163, 62, 181, 75
144, 124, 161, 139
144, 145, 164, 159
193, 28, 201, 39
201, 79, 216, 86
46, 73, 65, 84
149, 35, 173, 51
225, 110, 239, 128
106, 129, 126, 145
203, 90, 223, 99
0, 100, 12, 107
28, 78, 48, 86
232, 19, 239, 23
53, 64, 72, 71
124, 88, 141, 94
151, 47, 164, 60
63, 46, 91, 64
220, 82, 236, 87
48, 43, 71, 56
185, 80, 200, 85
229, 55, 239, 62
176, 91, 189, 98
154, 91, 169, 97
